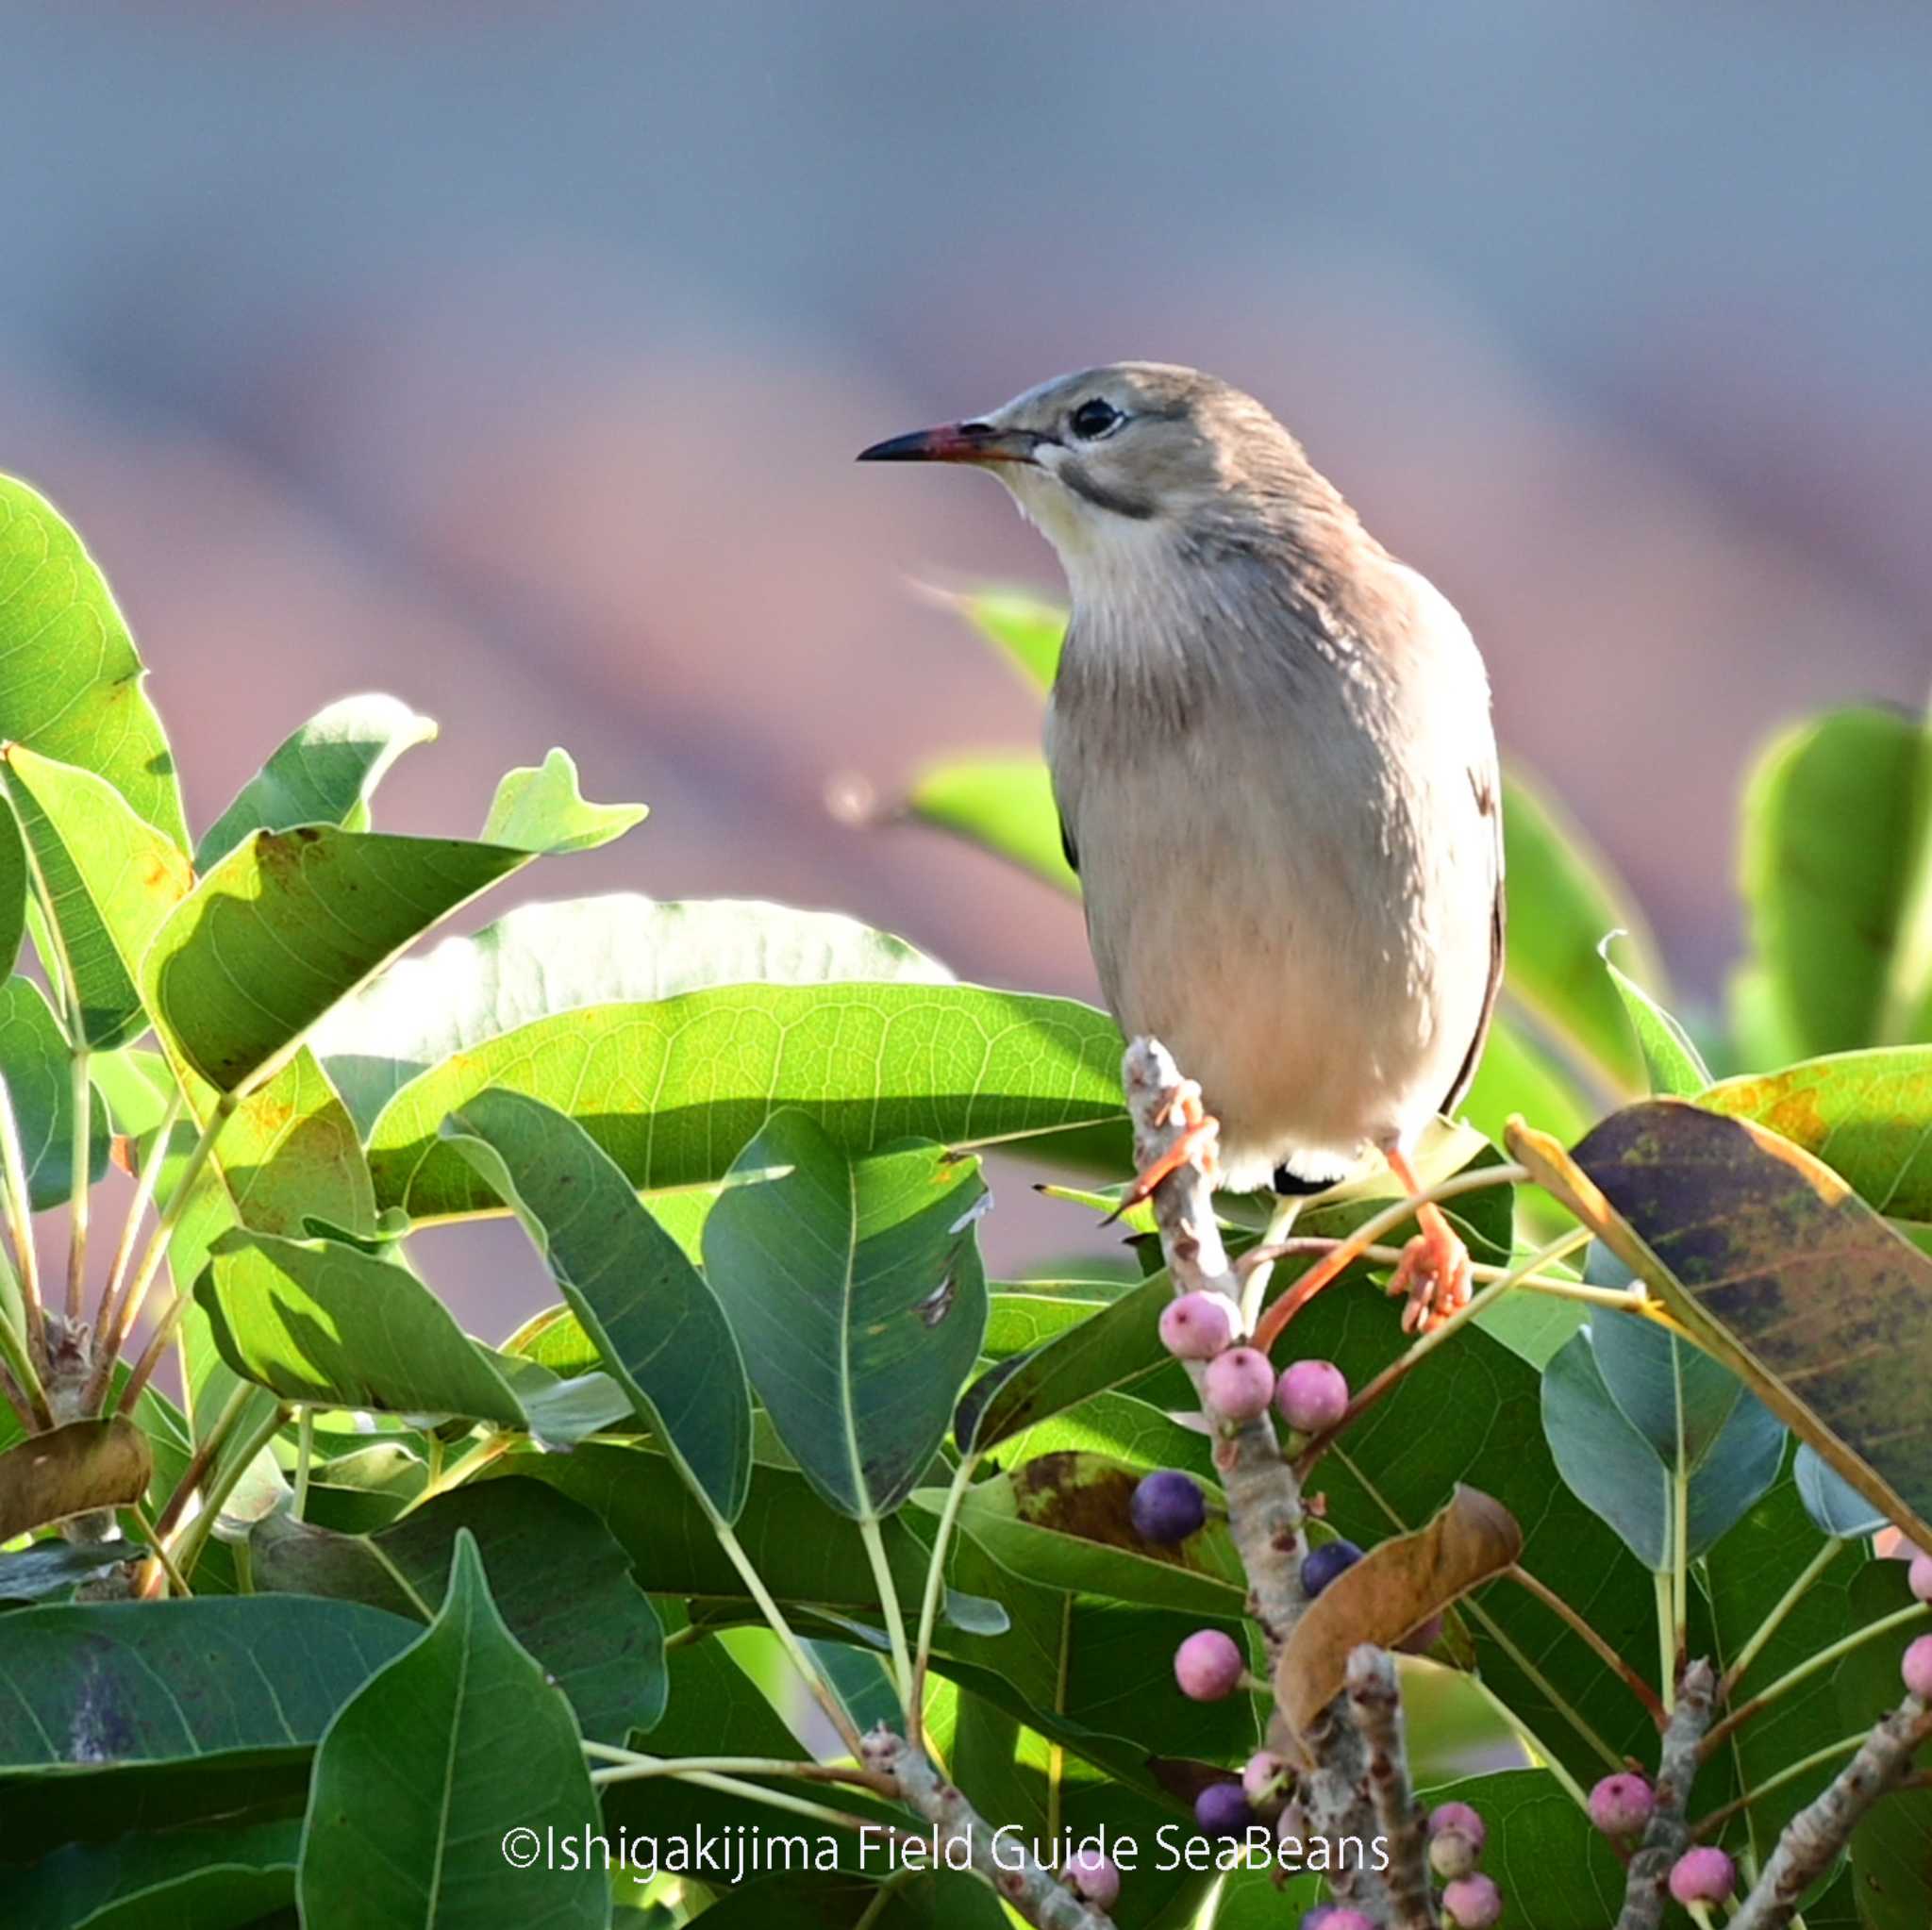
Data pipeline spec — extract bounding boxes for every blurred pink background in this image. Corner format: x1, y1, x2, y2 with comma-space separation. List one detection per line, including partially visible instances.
4, 5, 1928, 1307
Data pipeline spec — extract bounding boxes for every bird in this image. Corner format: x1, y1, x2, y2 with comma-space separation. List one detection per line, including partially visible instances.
858, 363, 1503, 1340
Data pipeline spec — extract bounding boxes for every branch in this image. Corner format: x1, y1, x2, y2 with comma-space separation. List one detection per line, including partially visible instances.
1731, 1694, 1932, 1929
1347, 1645, 1439, 1929
861, 1728, 1114, 1929
1615, 1659, 1717, 1930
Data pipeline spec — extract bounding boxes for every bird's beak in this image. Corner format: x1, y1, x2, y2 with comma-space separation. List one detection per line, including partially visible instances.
856, 421, 1041, 465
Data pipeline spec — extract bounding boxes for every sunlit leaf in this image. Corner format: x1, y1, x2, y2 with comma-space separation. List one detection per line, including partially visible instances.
0, 975, 108, 1209
1602, 938, 1710, 1097
904, 756, 1078, 895
480, 745, 646, 855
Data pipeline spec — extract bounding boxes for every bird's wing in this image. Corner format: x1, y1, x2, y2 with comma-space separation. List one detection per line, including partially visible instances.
1440, 754, 1506, 1117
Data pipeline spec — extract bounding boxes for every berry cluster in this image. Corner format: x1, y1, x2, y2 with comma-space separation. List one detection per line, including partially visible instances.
1589, 1770, 1736, 1910
1427, 1802, 1501, 1927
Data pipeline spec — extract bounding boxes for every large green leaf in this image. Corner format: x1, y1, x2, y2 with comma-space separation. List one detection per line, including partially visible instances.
904, 756, 1078, 895
316, 893, 951, 1136
298, 1530, 606, 1929
250, 1475, 662, 1741
0, 475, 187, 847
196, 691, 439, 870
9, 1818, 300, 1930
367, 982, 1128, 1221
0, 974, 108, 1208
1737, 706, 1932, 1057
0, 744, 194, 1050
440, 1088, 752, 1523
703, 1114, 989, 1520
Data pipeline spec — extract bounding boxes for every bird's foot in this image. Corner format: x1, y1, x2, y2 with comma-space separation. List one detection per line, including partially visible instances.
1107, 1078, 1219, 1222
1387, 1202, 1473, 1335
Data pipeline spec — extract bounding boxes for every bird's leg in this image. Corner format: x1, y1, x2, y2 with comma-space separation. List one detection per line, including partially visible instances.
1383, 1145, 1473, 1335
1106, 1077, 1218, 1223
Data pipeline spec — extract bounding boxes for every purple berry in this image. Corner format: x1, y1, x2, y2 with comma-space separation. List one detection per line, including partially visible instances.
1307, 1913, 1373, 1930
1275, 1358, 1349, 1432
1904, 1633, 1932, 1700
1910, 1553, 1932, 1604
1297, 1911, 1337, 1930
1241, 1748, 1287, 1813
1427, 1802, 1488, 1854
1668, 1847, 1736, 1905
1204, 1345, 1276, 1420
1300, 1538, 1364, 1598
1131, 1470, 1207, 1544
1430, 1828, 1480, 1880
1441, 1872, 1503, 1926
1059, 1848, 1120, 1909
1160, 1291, 1233, 1359
1588, 1772, 1655, 1838
1193, 1779, 1255, 1837
1174, 1628, 1244, 1701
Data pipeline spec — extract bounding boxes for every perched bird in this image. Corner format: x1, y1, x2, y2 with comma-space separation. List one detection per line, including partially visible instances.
858, 364, 1503, 1337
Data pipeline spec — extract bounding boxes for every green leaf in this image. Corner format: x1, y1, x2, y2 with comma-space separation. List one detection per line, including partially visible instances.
298, 1529, 606, 1929
250, 1475, 662, 1741
143, 827, 541, 1094
0, 474, 188, 847
946, 584, 1067, 690
904, 756, 1078, 895
440, 1087, 752, 1523
367, 982, 1128, 1221
196, 691, 439, 870
1603, 938, 1711, 1097
482, 745, 646, 854
8, 1818, 299, 1930
1501, 764, 1664, 1095
317, 893, 950, 1137
0, 801, 25, 985
1699, 1047, 1932, 1222
0, 1539, 150, 1605
1737, 706, 1932, 1057
703, 1114, 989, 1520
0, 744, 195, 1049
0, 974, 108, 1208
1794, 1441, 1888, 1538
197, 1230, 528, 1427
1421, 1769, 1627, 1922
1458, 1007, 1597, 1151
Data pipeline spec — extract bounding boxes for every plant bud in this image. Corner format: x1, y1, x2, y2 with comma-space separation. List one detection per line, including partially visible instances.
1587, 1772, 1655, 1838
1204, 1345, 1275, 1419
1159, 1291, 1233, 1359
1275, 1358, 1349, 1432
1441, 1872, 1503, 1926
1429, 1829, 1480, 1880
1667, 1847, 1736, 1905
1426, 1801, 1487, 1853
1241, 1748, 1288, 1813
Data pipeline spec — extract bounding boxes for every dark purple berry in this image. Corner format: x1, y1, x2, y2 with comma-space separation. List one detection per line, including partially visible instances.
1131, 1470, 1207, 1544
1193, 1779, 1255, 1837
1300, 1538, 1363, 1598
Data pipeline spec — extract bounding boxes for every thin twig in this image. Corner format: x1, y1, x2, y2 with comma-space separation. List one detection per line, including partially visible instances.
1507, 1563, 1669, 1727
1615, 1659, 1717, 1930
1347, 1646, 1439, 1928
91, 1090, 185, 1373
152, 1379, 255, 1544
909, 1448, 978, 1752
1692, 1731, 1866, 1839
582, 1742, 898, 1796
1721, 1539, 1848, 1699
64, 1051, 91, 1324
0, 1071, 46, 1374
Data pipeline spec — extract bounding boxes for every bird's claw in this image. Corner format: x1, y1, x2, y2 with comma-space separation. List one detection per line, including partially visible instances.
1107, 1080, 1219, 1223
1388, 1219, 1473, 1335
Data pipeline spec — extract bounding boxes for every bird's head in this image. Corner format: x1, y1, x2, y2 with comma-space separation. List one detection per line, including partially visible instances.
858, 362, 1335, 590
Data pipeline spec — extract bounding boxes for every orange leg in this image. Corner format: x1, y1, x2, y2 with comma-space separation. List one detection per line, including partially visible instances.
1383, 1146, 1474, 1336
1106, 1078, 1219, 1223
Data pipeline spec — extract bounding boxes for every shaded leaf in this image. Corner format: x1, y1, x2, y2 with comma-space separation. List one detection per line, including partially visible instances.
904, 756, 1078, 895
481, 744, 645, 854
0, 1538, 148, 1605
8, 1818, 299, 1930
0, 1419, 152, 1540
197, 691, 438, 870
366, 981, 1128, 1220
1275, 1488, 1522, 1735
1603, 938, 1710, 1097
441, 1087, 752, 1522
703, 1114, 988, 1520
0, 974, 109, 1209
298, 1530, 605, 1929
1794, 1442, 1889, 1539
317, 893, 951, 1135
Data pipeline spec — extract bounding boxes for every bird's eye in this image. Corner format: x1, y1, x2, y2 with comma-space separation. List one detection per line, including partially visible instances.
1069, 397, 1123, 440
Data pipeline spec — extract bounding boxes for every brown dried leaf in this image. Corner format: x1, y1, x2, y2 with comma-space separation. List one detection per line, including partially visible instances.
1275, 1485, 1522, 1738
1508, 1101, 1932, 1550
0, 1417, 152, 1540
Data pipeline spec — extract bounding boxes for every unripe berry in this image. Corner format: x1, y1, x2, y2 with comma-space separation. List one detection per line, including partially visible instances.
1059, 1847, 1121, 1909
1430, 1829, 1480, 1880
1193, 1779, 1254, 1837
1241, 1748, 1288, 1814
1275, 1358, 1349, 1432
1668, 1847, 1736, 1905
1204, 1346, 1276, 1420
1427, 1802, 1488, 1854
1174, 1628, 1244, 1701
1903, 1633, 1932, 1700
1160, 1291, 1233, 1359
1300, 1538, 1363, 1598
1910, 1552, 1932, 1604
1588, 1772, 1655, 1838
1131, 1470, 1207, 1544
1441, 1872, 1503, 1926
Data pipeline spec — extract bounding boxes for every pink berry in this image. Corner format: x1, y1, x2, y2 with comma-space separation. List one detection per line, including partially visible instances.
1441, 1872, 1503, 1927
1427, 1802, 1487, 1853
1588, 1772, 1655, 1838
1276, 1358, 1349, 1432
1909, 1553, 1932, 1604
1160, 1291, 1233, 1359
1059, 1848, 1120, 1909
1903, 1633, 1932, 1700
1430, 1828, 1480, 1880
1320, 1914, 1374, 1930
1174, 1627, 1244, 1701
1668, 1847, 1736, 1905
1204, 1345, 1276, 1420
1242, 1748, 1288, 1813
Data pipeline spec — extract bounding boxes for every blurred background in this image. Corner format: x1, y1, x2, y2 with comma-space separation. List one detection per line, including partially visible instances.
3, 4, 1928, 1296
